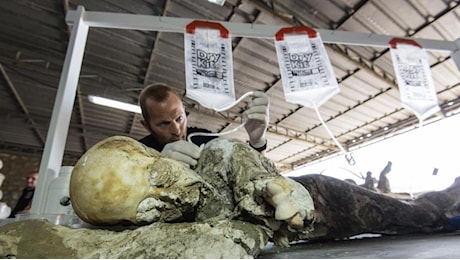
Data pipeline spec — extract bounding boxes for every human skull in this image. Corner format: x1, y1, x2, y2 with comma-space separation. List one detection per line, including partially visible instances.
70, 136, 210, 226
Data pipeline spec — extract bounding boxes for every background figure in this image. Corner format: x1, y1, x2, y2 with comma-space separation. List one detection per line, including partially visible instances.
361, 171, 378, 192
8, 171, 38, 218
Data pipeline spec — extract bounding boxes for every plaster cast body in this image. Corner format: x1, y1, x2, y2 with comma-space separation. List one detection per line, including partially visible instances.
70, 136, 315, 245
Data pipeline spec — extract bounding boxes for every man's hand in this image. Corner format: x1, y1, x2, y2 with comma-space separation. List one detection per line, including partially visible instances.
244, 91, 269, 149
161, 140, 201, 167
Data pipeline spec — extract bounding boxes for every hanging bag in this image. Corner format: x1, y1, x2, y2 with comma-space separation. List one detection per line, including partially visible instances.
275, 26, 354, 165
184, 20, 235, 111
184, 20, 255, 142
275, 26, 339, 108
389, 38, 440, 123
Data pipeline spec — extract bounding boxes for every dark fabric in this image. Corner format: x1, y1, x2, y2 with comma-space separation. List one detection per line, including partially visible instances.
9, 187, 35, 218
139, 127, 218, 152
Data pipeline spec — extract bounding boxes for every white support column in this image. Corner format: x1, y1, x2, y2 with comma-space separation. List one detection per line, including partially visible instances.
30, 6, 89, 214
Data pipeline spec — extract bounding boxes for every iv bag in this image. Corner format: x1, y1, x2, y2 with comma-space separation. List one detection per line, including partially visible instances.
275, 26, 355, 165
275, 26, 339, 108
389, 38, 440, 121
184, 20, 235, 111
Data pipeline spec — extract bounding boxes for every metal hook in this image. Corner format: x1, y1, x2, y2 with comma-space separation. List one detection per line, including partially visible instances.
345, 152, 356, 165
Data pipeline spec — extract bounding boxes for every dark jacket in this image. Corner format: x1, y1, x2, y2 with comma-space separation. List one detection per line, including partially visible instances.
9, 187, 35, 218
139, 127, 217, 152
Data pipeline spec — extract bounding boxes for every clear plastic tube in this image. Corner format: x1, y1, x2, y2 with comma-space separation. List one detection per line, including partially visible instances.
313, 105, 356, 165
187, 91, 254, 143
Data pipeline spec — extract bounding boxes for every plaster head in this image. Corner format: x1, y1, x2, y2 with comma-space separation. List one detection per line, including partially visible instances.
70, 136, 208, 226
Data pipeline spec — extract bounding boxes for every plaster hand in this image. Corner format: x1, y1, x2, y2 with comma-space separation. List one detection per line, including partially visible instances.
161, 140, 201, 167
244, 91, 269, 149
266, 177, 304, 230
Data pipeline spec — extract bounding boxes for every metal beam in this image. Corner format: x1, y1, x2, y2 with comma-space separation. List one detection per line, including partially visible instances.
66, 8, 458, 52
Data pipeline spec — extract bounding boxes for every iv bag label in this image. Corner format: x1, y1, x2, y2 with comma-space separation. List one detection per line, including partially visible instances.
185, 25, 235, 110
390, 43, 439, 120
275, 34, 339, 108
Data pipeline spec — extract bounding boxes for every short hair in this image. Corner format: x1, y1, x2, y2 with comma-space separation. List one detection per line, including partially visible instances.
139, 83, 178, 121
27, 171, 39, 178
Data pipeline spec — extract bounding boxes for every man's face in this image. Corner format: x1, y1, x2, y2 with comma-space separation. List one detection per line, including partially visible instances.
26, 172, 38, 189
142, 93, 187, 147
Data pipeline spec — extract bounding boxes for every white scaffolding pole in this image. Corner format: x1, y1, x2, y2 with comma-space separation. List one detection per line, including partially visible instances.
30, 6, 89, 214
65, 9, 458, 52
31, 6, 460, 214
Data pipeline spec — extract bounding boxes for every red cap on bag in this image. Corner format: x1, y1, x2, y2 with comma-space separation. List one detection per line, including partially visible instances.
186, 20, 229, 38
389, 37, 423, 49
275, 26, 317, 41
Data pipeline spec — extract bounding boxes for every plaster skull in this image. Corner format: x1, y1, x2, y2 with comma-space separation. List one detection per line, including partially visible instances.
70, 136, 210, 226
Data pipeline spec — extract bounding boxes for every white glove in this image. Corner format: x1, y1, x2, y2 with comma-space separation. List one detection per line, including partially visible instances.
244, 91, 269, 149
161, 140, 201, 167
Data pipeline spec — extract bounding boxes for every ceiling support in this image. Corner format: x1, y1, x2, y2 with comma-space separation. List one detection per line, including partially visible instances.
75, 86, 89, 151
66, 9, 457, 53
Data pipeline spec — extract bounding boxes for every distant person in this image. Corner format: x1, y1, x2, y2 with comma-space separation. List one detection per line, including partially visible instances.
9, 171, 38, 218
361, 171, 378, 192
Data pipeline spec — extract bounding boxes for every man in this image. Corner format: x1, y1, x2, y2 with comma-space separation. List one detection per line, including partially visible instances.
139, 83, 269, 167
9, 171, 38, 218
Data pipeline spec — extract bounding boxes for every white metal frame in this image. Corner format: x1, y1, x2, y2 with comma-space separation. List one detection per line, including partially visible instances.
31, 6, 460, 214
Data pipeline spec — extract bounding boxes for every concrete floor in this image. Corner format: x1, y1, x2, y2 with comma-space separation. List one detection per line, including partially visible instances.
259, 232, 460, 259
